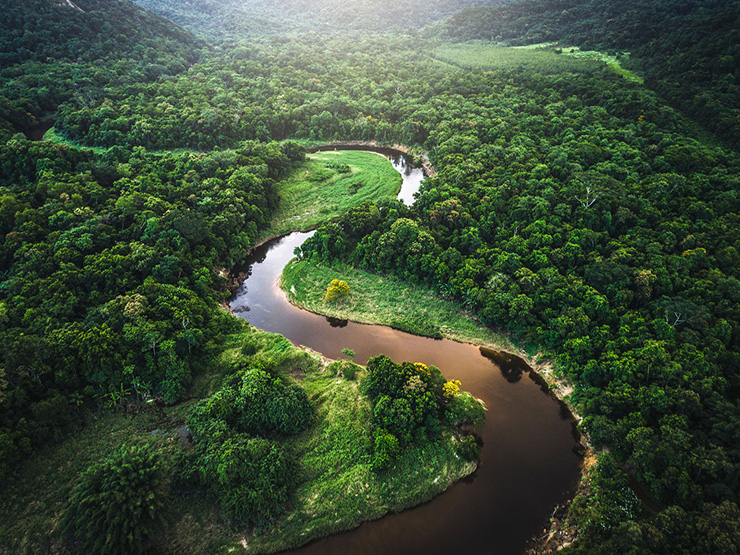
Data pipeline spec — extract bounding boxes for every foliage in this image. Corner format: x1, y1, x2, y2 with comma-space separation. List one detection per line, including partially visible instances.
372, 427, 401, 471
279, 29, 740, 551
60, 443, 169, 555
132, 0, 510, 37
185, 366, 312, 526
569, 452, 643, 535
324, 279, 350, 302
455, 434, 481, 462
0, 0, 738, 550
441, 0, 740, 149
362, 355, 483, 469
0, 138, 304, 476
188, 367, 314, 440
442, 379, 461, 398
195, 430, 296, 526
445, 392, 486, 427
0, 0, 198, 143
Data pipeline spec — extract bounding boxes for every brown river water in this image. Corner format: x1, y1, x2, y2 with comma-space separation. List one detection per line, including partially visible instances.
229, 151, 582, 555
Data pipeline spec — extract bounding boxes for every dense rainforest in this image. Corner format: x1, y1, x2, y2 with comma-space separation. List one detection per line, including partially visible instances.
1, 0, 739, 553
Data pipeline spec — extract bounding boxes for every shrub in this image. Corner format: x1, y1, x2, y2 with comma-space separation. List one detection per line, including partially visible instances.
342, 362, 358, 380
455, 434, 481, 462
371, 428, 400, 471
389, 318, 443, 339
207, 435, 295, 526
188, 368, 313, 438
60, 443, 169, 555
445, 392, 485, 427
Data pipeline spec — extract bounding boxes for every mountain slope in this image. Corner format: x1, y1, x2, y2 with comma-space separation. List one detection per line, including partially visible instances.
441, 0, 740, 149
0, 0, 199, 140
132, 0, 512, 36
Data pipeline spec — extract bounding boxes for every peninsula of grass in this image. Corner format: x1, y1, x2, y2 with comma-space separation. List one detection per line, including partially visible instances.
281, 259, 516, 352
0, 320, 476, 555
263, 150, 402, 239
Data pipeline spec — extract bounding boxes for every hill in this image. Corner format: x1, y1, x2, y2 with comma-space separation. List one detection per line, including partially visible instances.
131, 0, 512, 36
441, 0, 740, 149
0, 0, 199, 140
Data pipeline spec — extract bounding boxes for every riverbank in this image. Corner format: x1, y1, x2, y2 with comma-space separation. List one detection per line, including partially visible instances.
0, 320, 478, 555
280, 258, 593, 553
280, 259, 585, 418
306, 140, 436, 178
232, 326, 479, 554
262, 150, 403, 241
281, 258, 516, 352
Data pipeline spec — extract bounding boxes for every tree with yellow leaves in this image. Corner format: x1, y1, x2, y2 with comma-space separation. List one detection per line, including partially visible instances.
324, 279, 350, 301
442, 379, 461, 399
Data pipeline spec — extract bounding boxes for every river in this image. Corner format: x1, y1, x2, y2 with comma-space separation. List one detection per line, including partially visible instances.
229, 150, 582, 554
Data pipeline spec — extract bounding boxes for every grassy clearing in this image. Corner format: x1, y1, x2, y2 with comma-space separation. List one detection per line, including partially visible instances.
264, 150, 402, 239
249, 366, 473, 554
281, 259, 515, 352
551, 45, 643, 83
432, 41, 602, 73
1, 319, 473, 555
432, 41, 642, 83
41, 127, 108, 155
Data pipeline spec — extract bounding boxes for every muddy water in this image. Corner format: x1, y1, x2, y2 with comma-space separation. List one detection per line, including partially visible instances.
229, 151, 582, 554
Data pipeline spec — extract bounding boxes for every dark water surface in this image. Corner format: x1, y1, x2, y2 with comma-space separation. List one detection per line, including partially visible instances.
229, 152, 582, 554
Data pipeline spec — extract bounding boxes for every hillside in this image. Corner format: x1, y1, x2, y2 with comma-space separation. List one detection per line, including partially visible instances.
131, 0, 512, 36
0, 0, 199, 141
441, 0, 740, 149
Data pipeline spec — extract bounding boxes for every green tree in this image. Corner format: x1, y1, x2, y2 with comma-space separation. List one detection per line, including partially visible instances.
60, 443, 169, 555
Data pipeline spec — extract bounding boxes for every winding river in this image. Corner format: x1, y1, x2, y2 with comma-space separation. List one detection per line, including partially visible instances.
230, 151, 582, 555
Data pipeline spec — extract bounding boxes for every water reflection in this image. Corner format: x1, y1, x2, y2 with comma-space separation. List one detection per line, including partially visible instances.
480, 347, 525, 383
326, 316, 349, 328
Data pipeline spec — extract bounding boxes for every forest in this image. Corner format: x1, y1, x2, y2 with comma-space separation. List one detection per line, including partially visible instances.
0, 0, 738, 553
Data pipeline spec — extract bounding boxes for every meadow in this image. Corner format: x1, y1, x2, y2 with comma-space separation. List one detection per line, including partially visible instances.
263, 150, 402, 239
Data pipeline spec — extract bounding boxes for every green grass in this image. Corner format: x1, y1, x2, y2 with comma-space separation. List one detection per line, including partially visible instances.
42, 127, 108, 155
0, 319, 474, 555
281, 259, 516, 352
551, 45, 643, 83
432, 41, 642, 83
431, 41, 602, 73
263, 150, 402, 239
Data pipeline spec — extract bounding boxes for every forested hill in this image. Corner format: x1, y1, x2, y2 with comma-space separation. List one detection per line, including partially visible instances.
131, 0, 512, 36
440, 0, 740, 150
0, 0, 196, 65
0, 0, 198, 141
